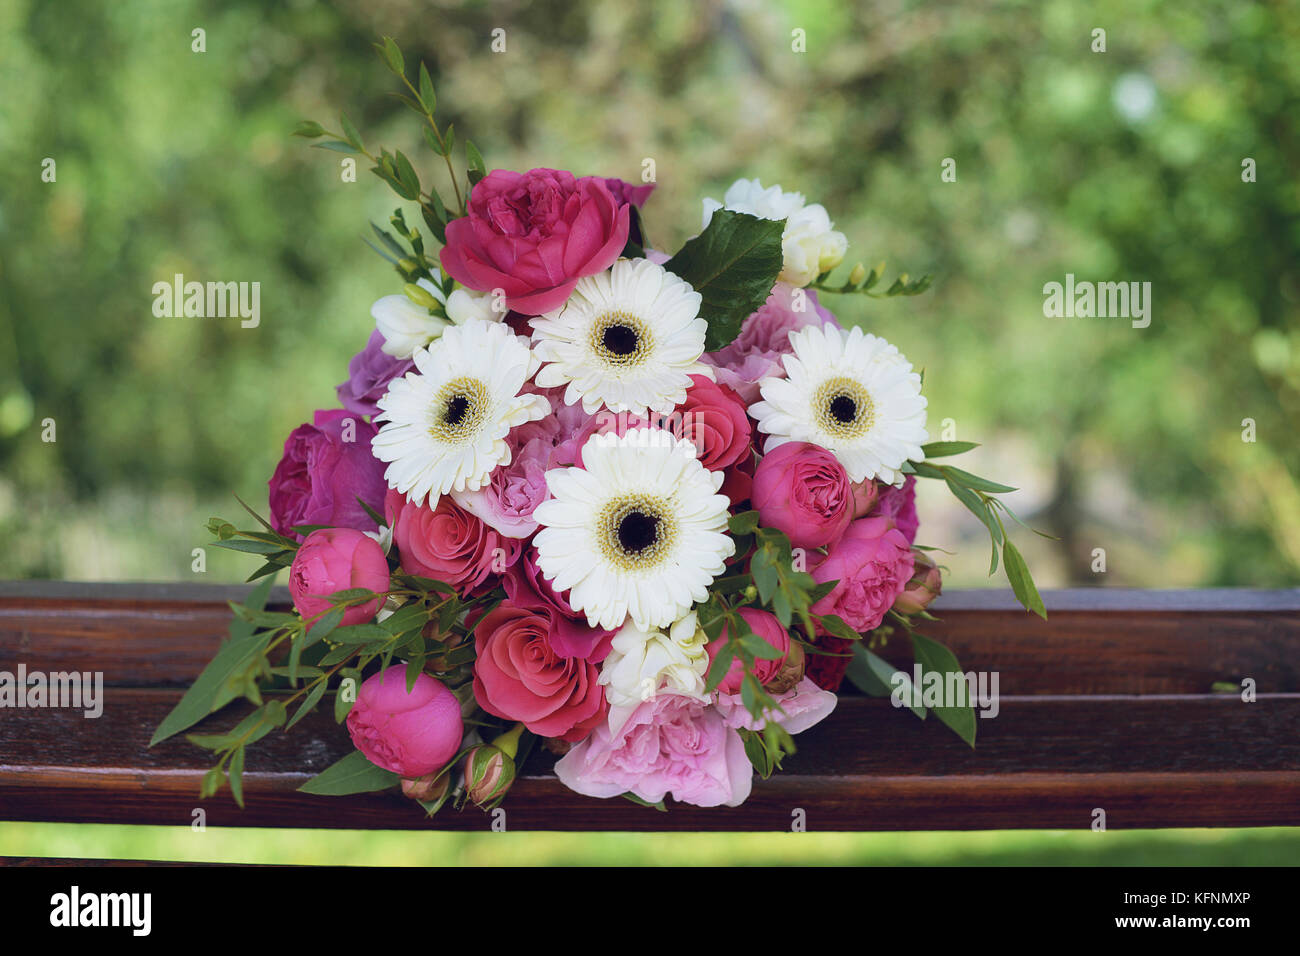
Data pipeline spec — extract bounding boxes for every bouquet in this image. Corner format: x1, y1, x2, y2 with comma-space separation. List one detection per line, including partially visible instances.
154, 38, 1044, 815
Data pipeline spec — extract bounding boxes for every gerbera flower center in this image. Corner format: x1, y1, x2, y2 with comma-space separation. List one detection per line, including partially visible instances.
591, 311, 653, 367
429, 376, 490, 444
599, 493, 676, 570
814, 376, 874, 439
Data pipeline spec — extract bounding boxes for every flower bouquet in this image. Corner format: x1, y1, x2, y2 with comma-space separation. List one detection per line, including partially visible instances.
154, 38, 1044, 814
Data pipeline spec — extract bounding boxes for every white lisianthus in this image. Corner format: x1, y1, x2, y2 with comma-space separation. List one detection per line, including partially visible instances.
372, 276, 450, 359
701, 178, 848, 287
445, 287, 502, 325
599, 611, 711, 732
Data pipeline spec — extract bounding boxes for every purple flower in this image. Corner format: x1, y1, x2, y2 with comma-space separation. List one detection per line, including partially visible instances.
336, 330, 415, 419
268, 409, 387, 540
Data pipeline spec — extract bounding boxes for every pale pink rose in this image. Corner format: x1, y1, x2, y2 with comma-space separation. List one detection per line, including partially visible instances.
701, 283, 841, 404
714, 677, 838, 734
554, 693, 753, 808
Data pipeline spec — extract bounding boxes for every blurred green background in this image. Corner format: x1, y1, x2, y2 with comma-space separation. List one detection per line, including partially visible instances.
1, 0, 1296, 864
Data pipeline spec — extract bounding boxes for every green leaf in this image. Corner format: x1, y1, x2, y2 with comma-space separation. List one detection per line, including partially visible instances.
298, 750, 400, 796
228, 747, 245, 808
466, 140, 487, 184
845, 644, 926, 719
944, 477, 1003, 574
313, 140, 360, 154
728, 510, 761, 535
622, 792, 668, 811
377, 36, 404, 76
292, 120, 325, 138
920, 441, 979, 458
1003, 539, 1047, 619
663, 210, 785, 350
286, 681, 328, 731
394, 150, 421, 200
339, 112, 364, 151
943, 466, 1017, 494
418, 62, 436, 113
911, 632, 976, 747
149, 577, 276, 746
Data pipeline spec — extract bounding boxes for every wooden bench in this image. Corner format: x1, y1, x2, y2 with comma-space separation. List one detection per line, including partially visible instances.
1, 582, 1297, 831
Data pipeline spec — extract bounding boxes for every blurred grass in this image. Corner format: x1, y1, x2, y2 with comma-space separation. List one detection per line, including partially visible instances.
2, 824, 1297, 866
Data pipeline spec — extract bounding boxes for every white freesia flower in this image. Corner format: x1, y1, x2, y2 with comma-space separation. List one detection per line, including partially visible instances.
701, 178, 848, 287
373, 277, 450, 359
600, 611, 711, 733
445, 287, 502, 325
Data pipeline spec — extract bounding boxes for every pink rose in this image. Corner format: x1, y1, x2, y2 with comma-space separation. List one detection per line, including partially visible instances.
387, 488, 521, 595
673, 374, 752, 471
752, 441, 853, 549
346, 667, 464, 777
472, 603, 608, 742
705, 608, 790, 694
715, 677, 838, 735
502, 551, 613, 662
439, 168, 631, 315
871, 476, 920, 544
701, 283, 841, 404
554, 693, 753, 808
288, 528, 389, 627
810, 516, 915, 632
268, 409, 387, 540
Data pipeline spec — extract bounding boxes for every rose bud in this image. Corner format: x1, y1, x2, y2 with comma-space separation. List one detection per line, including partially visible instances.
763, 640, 806, 695
705, 608, 791, 694
401, 772, 450, 803
464, 724, 525, 807
751, 442, 853, 549
288, 528, 390, 626
850, 478, 880, 518
345, 667, 465, 778
892, 552, 943, 615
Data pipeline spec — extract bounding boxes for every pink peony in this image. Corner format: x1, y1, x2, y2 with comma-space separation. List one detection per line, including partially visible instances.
705, 608, 790, 694
701, 283, 841, 404
714, 677, 838, 734
439, 168, 631, 315
268, 409, 387, 540
810, 516, 915, 632
386, 488, 521, 595
751, 441, 854, 549
288, 528, 389, 627
554, 693, 753, 807
346, 667, 464, 777
471, 603, 607, 741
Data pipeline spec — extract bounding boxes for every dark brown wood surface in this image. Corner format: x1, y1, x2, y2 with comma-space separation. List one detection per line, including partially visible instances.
1, 583, 1298, 830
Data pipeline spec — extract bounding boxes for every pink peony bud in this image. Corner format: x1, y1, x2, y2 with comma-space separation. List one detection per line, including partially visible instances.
345, 667, 464, 778
705, 608, 791, 694
288, 528, 390, 627
892, 552, 943, 615
751, 442, 854, 549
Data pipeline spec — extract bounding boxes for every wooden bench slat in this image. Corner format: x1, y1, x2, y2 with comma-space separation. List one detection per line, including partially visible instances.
2, 689, 1297, 830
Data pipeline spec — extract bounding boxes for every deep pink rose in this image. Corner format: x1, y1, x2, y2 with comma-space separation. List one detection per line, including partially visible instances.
673, 374, 752, 471
472, 603, 608, 742
439, 168, 631, 315
268, 409, 387, 540
502, 551, 613, 662
705, 608, 790, 694
752, 441, 854, 549
288, 528, 389, 626
336, 330, 415, 419
553, 693, 753, 808
810, 516, 915, 632
386, 488, 521, 595
346, 667, 463, 777
701, 283, 841, 404
871, 476, 920, 544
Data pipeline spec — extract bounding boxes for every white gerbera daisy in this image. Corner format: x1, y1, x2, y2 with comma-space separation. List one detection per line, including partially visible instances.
372, 319, 550, 505
750, 325, 928, 485
533, 429, 735, 632
531, 257, 713, 416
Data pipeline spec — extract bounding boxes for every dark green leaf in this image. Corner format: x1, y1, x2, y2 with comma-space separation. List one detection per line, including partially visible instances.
920, 441, 979, 458
911, 632, 976, 746
1003, 539, 1047, 619
298, 750, 399, 796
